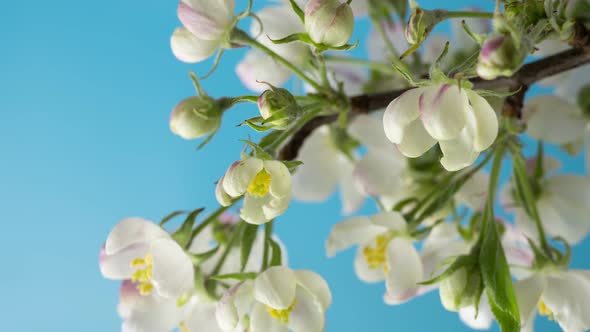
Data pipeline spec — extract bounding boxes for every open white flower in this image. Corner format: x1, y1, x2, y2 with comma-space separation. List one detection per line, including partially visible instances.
236, 5, 309, 91
515, 268, 590, 332
383, 84, 498, 171
217, 157, 292, 225
292, 125, 364, 214
326, 211, 470, 305
171, 0, 235, 63
216, 266, 332, 332
100, 218, 194, 299
502, 157, 590, 245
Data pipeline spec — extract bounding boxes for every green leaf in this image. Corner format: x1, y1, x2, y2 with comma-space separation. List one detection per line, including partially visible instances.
259, 130, 283, 149
196, 128, 218, 150
282, 160, 303, 173
171, 208, 204, 248
160, 210, 188, 226
289, 0, 305, 22
419, 255, 476, 285
240, 223, 259, 272
268, 238, 283, 267
243, 119, 272, 132
479, 211, 521, 332
188, 246, 219, 265
269, 32, 312, 45
240, 139, 273, 160
210, 272, 258, 281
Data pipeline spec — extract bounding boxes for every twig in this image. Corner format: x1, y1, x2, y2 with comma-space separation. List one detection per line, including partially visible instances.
278, 23, 590, 161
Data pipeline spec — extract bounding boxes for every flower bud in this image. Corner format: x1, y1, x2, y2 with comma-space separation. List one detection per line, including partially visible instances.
170, 96, 222, 139
476, 34, 525, 80
257, 88, 300, 130
439, 266, 482, 312
304, 0, 354, 47
405, 7, 442, 45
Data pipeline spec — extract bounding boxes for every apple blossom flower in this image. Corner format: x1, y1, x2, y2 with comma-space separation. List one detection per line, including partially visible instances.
514, 268, 590, 332
170, 96, 222, 140
292, 124, 364, 214
217, 157, 292, 225
236, 5, 309, 92
171, 0, 236, 63
216, 266, 332, 332
326, 211, 471, 305
304, 0, 355, 47
502, 157, 590, 245
100, 217, 194, 299
383, 84, 499, 171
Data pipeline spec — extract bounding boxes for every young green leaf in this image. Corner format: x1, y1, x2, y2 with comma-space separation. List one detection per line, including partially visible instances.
240, 223, 259, 272
268, 238, 283, 267
211, 272, 258, 281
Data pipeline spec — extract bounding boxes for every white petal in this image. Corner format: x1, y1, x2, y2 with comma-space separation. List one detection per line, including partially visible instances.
370, 211, 407, 232
397, 118, 437, 158
254, 266, 297, 310
178, 0, 232, 41
349, 114, 393, 150
384, 238, 423, 305
354, 247, 386, 283
353, 149, 405, 197
120, 291, 181, 332
105, 217, 169, 255
236, 51, 293, 92
262, 194, 290, 221
100, 244, 150, 280
326, 216, 386, 257
514, 275, 546, 327
459, 294, 493, 330
465, 90, 498, 151
523, 95, 586, 144
170, 27, 219, 63
216, 174, 233, 207
543, 271, 590, 332
383, 88, 423, 144
421, 84, 469, 140
455, 170, 489, 210
439, 110, 480, 171
264, 160, 291, 199
289, 287, 325, 332
151, 238, 194, 298
223, 158, 264, 198
249, 302, 288, 332
556, 64, 590, 101
338, 158, 366, 214
294, 270, 332, 311
292, 126, 341, 202
185, 301, 224, 332
241, 194, 271, 225
216, 281, 254, 332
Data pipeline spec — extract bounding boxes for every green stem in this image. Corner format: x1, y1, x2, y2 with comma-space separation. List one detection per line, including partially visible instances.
476, 142, 506, 245
266, 106, 323, 152
187, 204, 232, 248
444, 10, 494, 19
233, 29, 323, 91
324, 55, 398, 74
211, 221, 245, 276
261, 220, 274, 271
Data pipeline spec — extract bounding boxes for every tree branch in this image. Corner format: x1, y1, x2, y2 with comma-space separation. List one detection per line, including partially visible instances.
279, 23, 590, 161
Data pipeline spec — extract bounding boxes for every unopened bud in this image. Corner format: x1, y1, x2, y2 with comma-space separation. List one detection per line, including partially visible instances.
439, 266, 481, 312
405, 7, 443, 45
257, 88, 300, 130
170, 96, 222, 139
305, 0, 354, 47
476, 34, 525, 80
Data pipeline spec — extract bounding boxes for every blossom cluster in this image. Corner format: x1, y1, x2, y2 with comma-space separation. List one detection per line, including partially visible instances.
101, 0, 590, 331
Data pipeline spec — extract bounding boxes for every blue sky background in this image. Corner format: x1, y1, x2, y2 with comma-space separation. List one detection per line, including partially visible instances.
1, 0, 588, 331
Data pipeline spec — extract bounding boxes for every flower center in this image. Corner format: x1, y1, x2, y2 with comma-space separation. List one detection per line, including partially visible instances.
247, 169, 272, 197
130, 253, 154, 296
363, 234, 390, 270
538, 300, 554, 320
266, 299, 297, 325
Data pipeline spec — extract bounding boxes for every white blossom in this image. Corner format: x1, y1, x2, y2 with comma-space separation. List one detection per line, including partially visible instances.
216, 266, 332, 332
383, 84, 498, 171
171, 0, 236, 63
100, 218, 194, 299
217, 157, 292, 225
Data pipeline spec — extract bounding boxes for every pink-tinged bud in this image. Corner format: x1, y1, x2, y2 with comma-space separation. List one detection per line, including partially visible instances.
304, 0, 354, 47
439, 265, 482, 312
476, 34, 525, 80
257, 88, 300, 130
177, 0, 235, 42
170, 96, 221, 139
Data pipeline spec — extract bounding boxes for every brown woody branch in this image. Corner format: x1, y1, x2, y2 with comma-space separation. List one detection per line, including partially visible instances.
279, 23, 590, 161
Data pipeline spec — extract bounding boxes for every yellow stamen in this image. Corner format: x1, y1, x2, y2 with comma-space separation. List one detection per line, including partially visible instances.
247, 169, 272, 197
266, 299, 297, 325
362, 234, 390, 270
129, 253, 154, 296
538, 300, 554, 320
